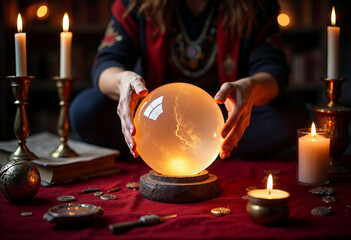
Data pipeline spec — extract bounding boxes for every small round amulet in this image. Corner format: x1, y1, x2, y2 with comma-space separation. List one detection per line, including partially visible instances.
0, 160, 41, 203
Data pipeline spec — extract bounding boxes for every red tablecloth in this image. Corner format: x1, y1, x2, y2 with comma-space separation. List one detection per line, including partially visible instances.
1, 156, 351, 240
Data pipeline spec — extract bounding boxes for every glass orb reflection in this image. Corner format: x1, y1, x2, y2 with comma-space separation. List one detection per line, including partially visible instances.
134, 83, 224, 176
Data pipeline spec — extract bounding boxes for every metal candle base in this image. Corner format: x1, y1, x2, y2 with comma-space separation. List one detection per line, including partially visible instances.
246, 191, 290, 226
7, 76, 37, 161
312, 78, 351, 174
50, 77, 78, 158
139, 170, 220, 203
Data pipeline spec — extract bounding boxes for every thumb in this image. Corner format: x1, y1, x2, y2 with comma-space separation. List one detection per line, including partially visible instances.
131, 76, 148, 97
214, 83, 233, 104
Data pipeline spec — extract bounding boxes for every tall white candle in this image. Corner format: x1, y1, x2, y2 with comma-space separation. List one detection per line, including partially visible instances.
327, 6, 340, 79
15, 13, 27, 76
60, 13, 72, 78
298, 123, 330, 185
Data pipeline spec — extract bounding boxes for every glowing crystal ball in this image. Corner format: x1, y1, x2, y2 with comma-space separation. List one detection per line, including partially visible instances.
134, 82, 224, 176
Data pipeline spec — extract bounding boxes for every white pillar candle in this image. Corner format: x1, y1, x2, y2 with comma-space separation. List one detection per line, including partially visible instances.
15, 13, 27, 76
327, 6, 340, 79
298, 123, 330, 185
60, 13, 72, 78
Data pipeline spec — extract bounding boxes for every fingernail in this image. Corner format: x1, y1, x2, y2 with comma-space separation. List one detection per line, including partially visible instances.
129, 128, 133, 134
222, 132, 228, 138
215, 95, 224, 101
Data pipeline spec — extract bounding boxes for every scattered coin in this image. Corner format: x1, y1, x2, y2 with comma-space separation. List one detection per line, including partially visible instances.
94, 191, 103, 197
263, 169, 281, 175
311, 206, 332, 216
211, 207, 231, 217
241, 195, 249, 200
309, 187, 334, 195
83, 188, 100, 193
57, 195, 76, 202
21, 212, 32, 217
126, 182, 139, 190
321, 195, 337, 203
246, 186, 258, 192
100, 194, 117, 200
108, 187, 121, 193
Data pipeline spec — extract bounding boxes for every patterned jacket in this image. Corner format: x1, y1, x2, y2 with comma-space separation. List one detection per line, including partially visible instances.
93, 0, 288, 93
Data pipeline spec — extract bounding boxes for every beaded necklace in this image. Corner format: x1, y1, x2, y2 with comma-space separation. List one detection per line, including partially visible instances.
170, 3, 217, 78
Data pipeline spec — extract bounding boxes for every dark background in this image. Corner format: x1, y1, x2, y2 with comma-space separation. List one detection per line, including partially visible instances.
0, 0, 350, 153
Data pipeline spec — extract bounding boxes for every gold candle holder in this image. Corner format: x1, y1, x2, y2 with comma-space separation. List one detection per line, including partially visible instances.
312, 78, 351, 174
7, 76, 37, 161
246, 189, 290, 226
50, 77, 78, 158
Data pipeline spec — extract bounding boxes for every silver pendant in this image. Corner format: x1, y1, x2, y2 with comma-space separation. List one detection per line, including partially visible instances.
186, 44, 201, 59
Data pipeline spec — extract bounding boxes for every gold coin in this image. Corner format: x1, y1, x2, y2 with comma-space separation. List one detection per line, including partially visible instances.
126, 182, 139, 190
211, 207, 231, 217
100, 194, 117, 200
57, 195, 76, 202
21, 212, 32, 217
94, 191, 103, 197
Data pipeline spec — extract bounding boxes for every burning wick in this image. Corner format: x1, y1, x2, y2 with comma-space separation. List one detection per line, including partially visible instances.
267, 174, 273, 196
311, 122, 316, 139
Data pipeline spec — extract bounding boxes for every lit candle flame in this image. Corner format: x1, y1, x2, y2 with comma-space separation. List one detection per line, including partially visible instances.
331, 6, 336, 26
62, 13, 69, 32
267, 174, 273, 196
311, 122, 316, 137
17, 13, 22, 32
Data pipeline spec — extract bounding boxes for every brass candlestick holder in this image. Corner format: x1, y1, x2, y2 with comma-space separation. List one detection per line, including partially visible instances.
50, 77, 78, 158
312, 78, 351, 174
7, 76, 37, 161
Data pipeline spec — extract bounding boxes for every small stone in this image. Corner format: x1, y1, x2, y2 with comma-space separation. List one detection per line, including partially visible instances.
57, 195, 76, 202
321, 196, 337, 203
126, 182, 139, 190
108, 187, 121, 193
241, 195, 249, 200
263, 169, 281, 175
211, 207, 231, 217
309, 187, 334, 195
100, 194, 117, 200
83, 188, 100, 193
94, 191, 103, 197
311, 206, 332, 216
21, 212, 32, 217
245, 186, 258, 192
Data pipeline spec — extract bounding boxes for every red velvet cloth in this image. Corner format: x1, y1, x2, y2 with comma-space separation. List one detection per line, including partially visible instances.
1, 156, 351, 240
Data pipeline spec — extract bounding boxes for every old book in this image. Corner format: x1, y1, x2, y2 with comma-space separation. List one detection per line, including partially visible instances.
0, 132, 120, 186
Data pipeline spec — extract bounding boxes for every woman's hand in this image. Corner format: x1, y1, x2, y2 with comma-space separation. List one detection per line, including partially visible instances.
214, 73, 279, 159
116, 71, 148, 158
214, 78, 254, 159
99, 68, 148, 158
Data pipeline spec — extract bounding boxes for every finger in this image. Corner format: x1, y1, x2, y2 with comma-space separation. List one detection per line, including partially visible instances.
221, 98, 242, 138
130, 75, 148, 96
214, 83, 234, 104
220, 113, 250, 158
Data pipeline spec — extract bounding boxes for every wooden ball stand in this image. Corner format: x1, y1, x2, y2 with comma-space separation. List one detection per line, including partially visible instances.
139, 170, 220, 203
